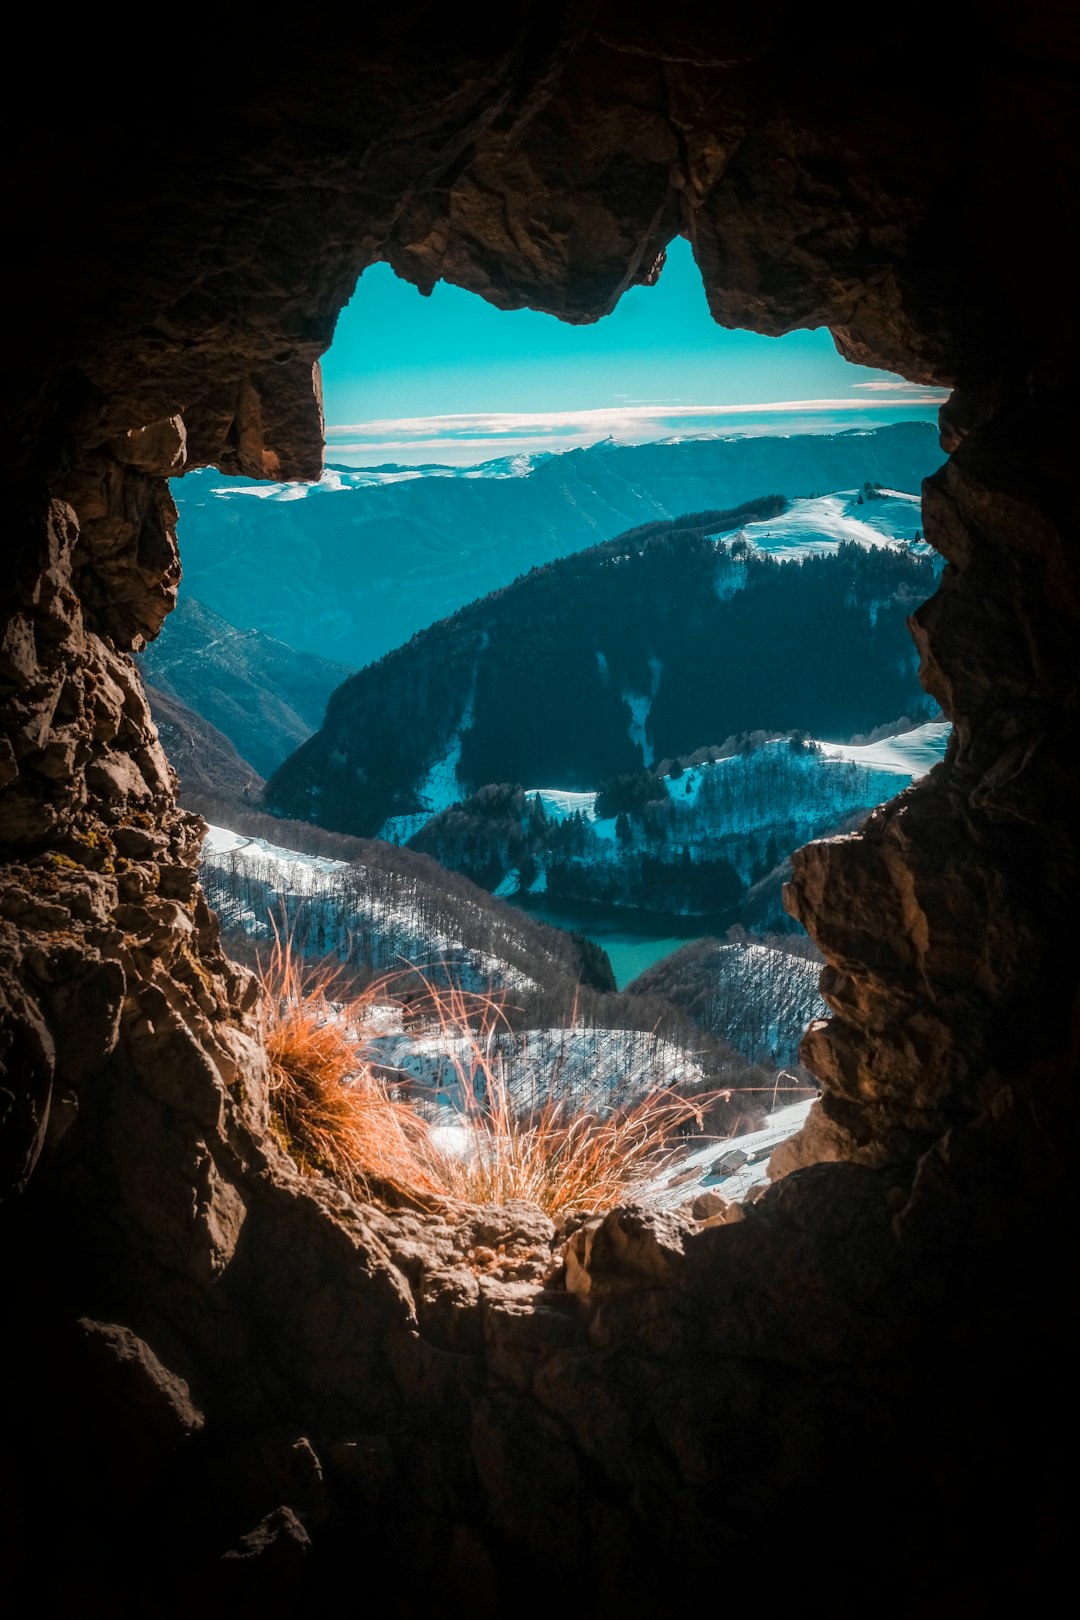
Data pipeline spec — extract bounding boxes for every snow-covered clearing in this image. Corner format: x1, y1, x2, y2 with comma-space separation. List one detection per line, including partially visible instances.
622, 655, 664, 768
526, 787, 618, 843
378, 683, 478, 844
724, 490, 925, 561
651, 1098, 815, 1207
817, 720, 951, 777
528, 787, 599, 820
203, 823, 348, 875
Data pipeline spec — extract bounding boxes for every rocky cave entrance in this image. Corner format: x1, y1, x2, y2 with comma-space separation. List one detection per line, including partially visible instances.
146, 242, 946, 1196
3, 10, 1073, 1614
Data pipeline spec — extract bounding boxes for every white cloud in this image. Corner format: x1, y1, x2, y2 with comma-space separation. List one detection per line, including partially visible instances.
324, 393, 947, 466
851, 379, 940, 393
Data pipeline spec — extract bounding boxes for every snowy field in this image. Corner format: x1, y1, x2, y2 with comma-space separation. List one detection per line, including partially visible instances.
652, 1098, 815, 1207
378, 674, 481, 844
203, 824, 349, 874
817, 721, 951, 777
724, 489, 927, 560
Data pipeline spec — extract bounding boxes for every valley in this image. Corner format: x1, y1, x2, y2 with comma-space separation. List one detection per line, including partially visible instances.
148, 425, 947, 1146
513, 896, 718, 988
198, 816, 804, 1140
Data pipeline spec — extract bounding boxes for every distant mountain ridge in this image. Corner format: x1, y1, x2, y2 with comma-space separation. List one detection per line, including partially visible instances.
171, 422, 941, 667
140, 597, 352, 777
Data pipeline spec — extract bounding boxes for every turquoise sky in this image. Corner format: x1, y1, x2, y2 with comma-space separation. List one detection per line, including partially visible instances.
321, 237, 944, 466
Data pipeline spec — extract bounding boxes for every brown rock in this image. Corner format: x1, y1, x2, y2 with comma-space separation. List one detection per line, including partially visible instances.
565, 1204, 690, 1300
108, 415, 187, 475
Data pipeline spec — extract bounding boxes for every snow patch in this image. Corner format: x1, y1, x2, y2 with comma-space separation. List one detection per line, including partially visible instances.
816, 721, 951, 777
651, 1098, 815, 1206
377, 681, 478, 843
622, 656, 663, 769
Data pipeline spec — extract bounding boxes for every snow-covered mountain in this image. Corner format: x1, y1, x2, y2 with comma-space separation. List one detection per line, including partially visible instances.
220, 450, 556, 494
171, 422, 940, 668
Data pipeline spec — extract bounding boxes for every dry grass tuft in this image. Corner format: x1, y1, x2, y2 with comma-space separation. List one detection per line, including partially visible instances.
260, 933, 438, 1202
402, 980, 707, 1217
260, 940, 710, 1217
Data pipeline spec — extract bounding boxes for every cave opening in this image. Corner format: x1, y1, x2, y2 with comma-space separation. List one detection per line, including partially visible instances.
3, 11, 1074, 1610
143, 236, 950, 1210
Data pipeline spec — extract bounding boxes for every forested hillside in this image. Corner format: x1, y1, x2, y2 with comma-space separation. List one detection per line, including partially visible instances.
145, 686, 264, 807
626, 931, 827, 1069
265, 511, 939, 838
409, 723, 950, 916
197, 808, 602, 1007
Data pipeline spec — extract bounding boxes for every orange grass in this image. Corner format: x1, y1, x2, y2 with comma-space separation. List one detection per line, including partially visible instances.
259, 939, 711, 1216
259, 933, 439, 1201
402, 978, 709, 1217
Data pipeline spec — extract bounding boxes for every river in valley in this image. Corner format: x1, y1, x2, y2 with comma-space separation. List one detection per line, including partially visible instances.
513, 896, 727, 989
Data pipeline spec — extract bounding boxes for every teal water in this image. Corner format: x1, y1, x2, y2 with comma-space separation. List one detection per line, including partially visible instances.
514, 897, 722, 990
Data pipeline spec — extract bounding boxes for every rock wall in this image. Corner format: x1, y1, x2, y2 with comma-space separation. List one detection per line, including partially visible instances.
2, 7, 1075, 1613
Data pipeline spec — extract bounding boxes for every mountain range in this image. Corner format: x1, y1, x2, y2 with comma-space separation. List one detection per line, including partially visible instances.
169, 422, 941, 668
